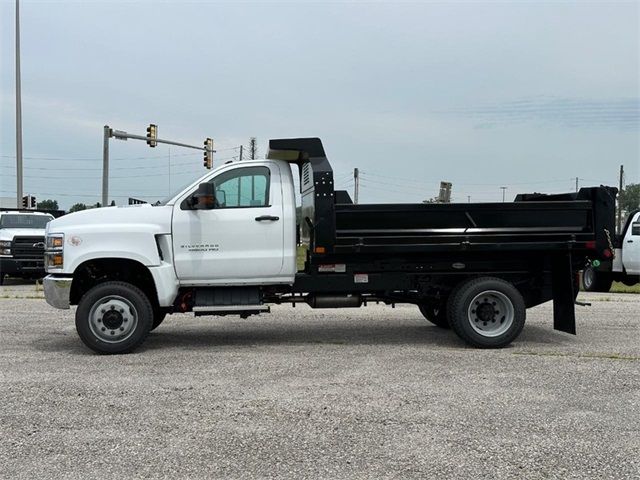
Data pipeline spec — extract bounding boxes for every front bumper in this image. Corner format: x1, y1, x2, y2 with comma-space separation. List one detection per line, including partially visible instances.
43, 275, 72, 309
0, 257, 45, 277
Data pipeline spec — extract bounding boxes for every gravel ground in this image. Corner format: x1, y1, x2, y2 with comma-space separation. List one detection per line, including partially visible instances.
0, 289, 638, 479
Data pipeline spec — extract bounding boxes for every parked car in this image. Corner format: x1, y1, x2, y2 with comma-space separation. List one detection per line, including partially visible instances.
0, 210, 54, 285
582, 210, 640, 292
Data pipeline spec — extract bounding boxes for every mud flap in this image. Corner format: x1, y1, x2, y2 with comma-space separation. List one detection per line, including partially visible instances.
551, 253, 576, 334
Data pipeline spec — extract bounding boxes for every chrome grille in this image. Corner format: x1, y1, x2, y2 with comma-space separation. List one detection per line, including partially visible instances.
12, 236, 45, 259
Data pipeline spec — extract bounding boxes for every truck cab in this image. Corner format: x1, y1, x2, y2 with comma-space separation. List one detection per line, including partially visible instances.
171, 160, 297, 285
0, 210, 54, 285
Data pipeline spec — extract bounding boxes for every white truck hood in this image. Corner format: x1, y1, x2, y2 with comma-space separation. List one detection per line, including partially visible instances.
0, 228, 46, 240
48, 204, 173, 234
46, 204, 174, 273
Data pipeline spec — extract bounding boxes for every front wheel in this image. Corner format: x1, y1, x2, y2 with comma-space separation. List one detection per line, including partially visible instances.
447, 277, 526, 348
75, 281, 153, 354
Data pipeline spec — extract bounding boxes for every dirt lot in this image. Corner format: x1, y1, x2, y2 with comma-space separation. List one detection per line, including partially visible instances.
0, 283, 638, 479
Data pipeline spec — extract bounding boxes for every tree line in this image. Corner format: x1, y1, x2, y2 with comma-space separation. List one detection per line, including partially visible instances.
36, 199, 116, 212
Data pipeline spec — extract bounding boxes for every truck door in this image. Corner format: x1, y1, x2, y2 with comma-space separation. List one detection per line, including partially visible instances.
172, 163, 285, 284
622, 212, 640, 275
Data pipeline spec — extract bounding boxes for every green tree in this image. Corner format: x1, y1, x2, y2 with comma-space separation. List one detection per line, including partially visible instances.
68, 203, 88, 213
37, 199, 59, 210
620, 183, 640, 214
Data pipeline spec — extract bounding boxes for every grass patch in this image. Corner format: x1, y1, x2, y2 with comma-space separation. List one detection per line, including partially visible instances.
297, 245, 307, 272
610, 282, 640, 294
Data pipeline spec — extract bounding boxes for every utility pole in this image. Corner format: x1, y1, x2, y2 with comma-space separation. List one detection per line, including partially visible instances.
500, 186, 507, 202
354, 168, 359, 204
15, 0, 23, 208
249, 137, 257, 159
467, 195, 471, 203
102, 125, 110, 207
575, 177, 579, 192
239, 145, 243, 161
617, 165, 624, 234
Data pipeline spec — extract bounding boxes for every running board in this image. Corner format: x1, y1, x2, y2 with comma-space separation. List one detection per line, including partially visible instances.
192, 305, 270, 316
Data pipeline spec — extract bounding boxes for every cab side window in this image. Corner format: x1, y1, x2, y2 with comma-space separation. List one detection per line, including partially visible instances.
211, 166, 270, 208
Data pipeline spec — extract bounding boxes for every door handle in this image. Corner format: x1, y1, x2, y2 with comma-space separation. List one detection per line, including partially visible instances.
627, 240, 634, 243
255, 215, 279, 222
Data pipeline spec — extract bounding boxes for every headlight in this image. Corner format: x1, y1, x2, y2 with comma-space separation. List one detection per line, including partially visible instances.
45, 252, 64, 269
46, 234, 64, 250
45, 234, 64, 270
0, 240, 11, 248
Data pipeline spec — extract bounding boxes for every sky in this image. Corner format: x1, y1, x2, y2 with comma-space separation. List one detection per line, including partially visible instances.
0, 0, 639, 209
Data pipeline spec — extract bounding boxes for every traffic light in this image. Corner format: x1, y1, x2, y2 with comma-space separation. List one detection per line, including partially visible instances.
146, 124, 157, 147
203, 138, 213, 169
21, 195, 36, 209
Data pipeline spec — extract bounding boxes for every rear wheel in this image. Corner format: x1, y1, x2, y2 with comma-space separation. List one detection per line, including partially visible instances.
582, 266, 612, 292
75, 281, 153, 354
448, 277, 526, 348
418, 303, 450, 329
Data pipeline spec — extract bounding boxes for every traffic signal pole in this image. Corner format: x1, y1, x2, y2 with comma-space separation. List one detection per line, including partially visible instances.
102, 125, 215, 206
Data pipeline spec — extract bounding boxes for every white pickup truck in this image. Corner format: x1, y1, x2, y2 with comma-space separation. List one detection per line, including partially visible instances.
0, 210, 54, 285
582, 211, 640, 291
44, 137, 618, 354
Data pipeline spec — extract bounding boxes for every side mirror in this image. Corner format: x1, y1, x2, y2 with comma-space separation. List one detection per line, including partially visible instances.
191, 182, 216, 210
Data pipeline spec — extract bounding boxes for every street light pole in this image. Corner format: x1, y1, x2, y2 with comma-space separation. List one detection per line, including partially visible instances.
15, 0, 23, 208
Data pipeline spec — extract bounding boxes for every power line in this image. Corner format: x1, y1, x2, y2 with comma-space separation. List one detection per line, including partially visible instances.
358, 175, 433, 192
0, 147, 241, 162
0, 155, 239, 173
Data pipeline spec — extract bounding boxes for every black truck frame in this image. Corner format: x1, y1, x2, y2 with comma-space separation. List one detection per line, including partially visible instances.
261, 138, 617, 348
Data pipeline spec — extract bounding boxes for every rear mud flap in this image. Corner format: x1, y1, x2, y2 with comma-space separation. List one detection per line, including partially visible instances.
551, 254, 576, 334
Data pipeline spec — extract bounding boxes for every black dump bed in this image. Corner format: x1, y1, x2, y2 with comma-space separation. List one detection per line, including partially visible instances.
334, 187, 616, 257
267, 138, 617, 261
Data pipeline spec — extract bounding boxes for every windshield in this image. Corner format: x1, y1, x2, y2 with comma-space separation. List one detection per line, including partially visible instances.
155, 175, 203, 206
0, 214, 53, 229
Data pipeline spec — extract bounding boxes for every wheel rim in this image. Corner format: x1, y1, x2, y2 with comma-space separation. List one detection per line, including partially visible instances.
583, 268, 594, 289
88, 295, 138, 343
467, 290, 515, 338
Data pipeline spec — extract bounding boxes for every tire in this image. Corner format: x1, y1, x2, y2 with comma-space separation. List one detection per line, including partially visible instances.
75, 281, 153, 354
447, 277, 526, 348
418, 303, 450, 329
582, 267, 612, 293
